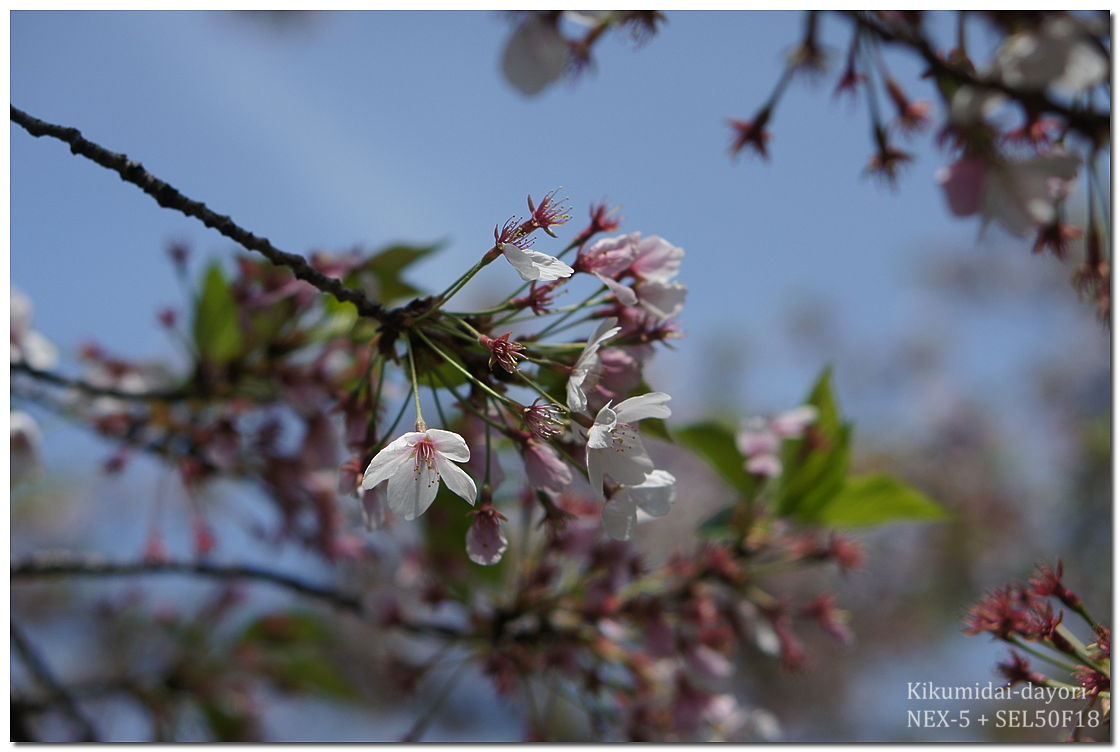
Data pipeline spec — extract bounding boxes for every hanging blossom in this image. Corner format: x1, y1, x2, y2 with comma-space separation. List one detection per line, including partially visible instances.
586, 392, 672, 498
602, 468, 676, 541
736, 405, 818, 477
937, 151, 1080, 237
11, 288, 58, 370
466, 504, 508, 566
11, 410, 44, 484
500, 242, 575, 283
628, 235, 687, 321
566, 317, 621, 413
361, 427, 477, 521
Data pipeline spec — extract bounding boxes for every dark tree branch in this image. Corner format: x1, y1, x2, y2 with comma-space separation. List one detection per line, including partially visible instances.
11, 553, 464, 639
842, 11, 1110, 144
11, 621, 100, 742
12, 360, 191, 402
12, 553, 364, 614
10, 105, 394, 324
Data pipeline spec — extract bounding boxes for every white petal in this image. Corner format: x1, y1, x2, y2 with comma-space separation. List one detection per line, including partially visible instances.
632, 235, 684, 283
387, 454, 440, 520
626, 469, 676, 517
595, 273, 638, 307
612, 392, 672, 424
586, 443, 606, 499
599, 425, 654, 486
637, 280, 687, 320
500, 14, 569, 97
501, 243, 574, 282
566, 370, 589, 414
360, 434, 417, 490
602, 495, 638, 541
426, 428, 470, 462
437, 454, 477, 505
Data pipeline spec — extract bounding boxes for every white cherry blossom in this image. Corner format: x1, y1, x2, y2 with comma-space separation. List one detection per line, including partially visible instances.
586, 392, 672, 497
500, 243, 574, 283
566, 317, 621, 413
361, 428, 477, 521
602, 469, 676, 540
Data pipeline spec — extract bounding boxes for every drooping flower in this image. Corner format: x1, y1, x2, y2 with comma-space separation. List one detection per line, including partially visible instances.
361, 428, 477, 521
501, 14, 569, 97
937, 150, 1080, 236
566, 317, 621, 413
523, 439, 573, 493
466, 504, 509, 566
586, 392, 672, 498
11, 288, 59, 370
500, 243, 574, 283
11, 410, 43, 484
602, 469, 676, 540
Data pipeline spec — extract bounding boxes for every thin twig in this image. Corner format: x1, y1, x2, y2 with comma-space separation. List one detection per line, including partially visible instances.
10, 105, 393, 323
12, 361, 191, 402
11, 621, 100, 741
841, 12, 1109, 143
12, 553, 364, 613
11, 553, 464, 640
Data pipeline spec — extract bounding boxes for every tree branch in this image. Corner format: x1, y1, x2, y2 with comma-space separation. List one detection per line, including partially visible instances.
842, 11, 1110, 144
10, 105, 393, 323
12, 553, 365, 613
12, 361, 191, 402
11, 621, 100, 742
11, 553, 464, 639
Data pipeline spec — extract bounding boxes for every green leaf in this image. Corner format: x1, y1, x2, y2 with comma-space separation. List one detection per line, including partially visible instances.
675, 420, 758, 500
775, 367, 851, 521
814, 473, 949, 527
192, 262, 244, 365
353, 242, 442, 304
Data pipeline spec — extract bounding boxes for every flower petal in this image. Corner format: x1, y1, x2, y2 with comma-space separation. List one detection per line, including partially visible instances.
426, 428, 470, 462
626, 469, 676, 517
612, 392, 672, 424
602, 495, 638, 541
361, 435, 416, 490
466, 514, 508, 565
631, 235, 684, 283
387, 453, 440, 520
437, 454, 478, 505
500, 14, 568, 97
501, 243, 574, 282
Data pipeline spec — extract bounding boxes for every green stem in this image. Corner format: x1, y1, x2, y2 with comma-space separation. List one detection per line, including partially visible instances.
1006, 636, 1081, 674
405, 335, 425, 429
413, 329, 514, 408
516, 370, 565, 409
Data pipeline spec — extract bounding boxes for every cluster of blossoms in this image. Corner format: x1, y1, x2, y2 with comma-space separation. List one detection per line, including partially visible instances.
357, 193, 687, 554
724, 11, 1110, 320
964, 561, 1110, 741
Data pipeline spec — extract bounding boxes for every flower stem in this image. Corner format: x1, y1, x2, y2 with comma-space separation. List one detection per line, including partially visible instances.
405, 334, 425, 430
413, 329, 514, 408
1005, 636, 1080, 674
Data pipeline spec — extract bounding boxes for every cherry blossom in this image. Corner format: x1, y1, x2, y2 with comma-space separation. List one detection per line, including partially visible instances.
938, 151, 1081, 236
737, 405, 818, 477
361, 428, 477, 521
500, 243, 574, 283
586, 392, 672, 498
501, 14, 569, 97
566, 317, 621, 413
11, 288, 59, 370
602, 469, 676, 540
